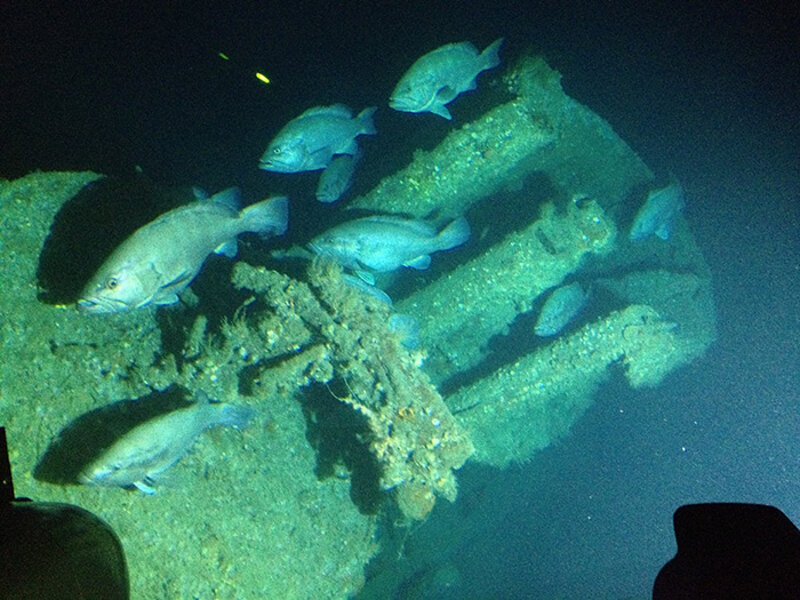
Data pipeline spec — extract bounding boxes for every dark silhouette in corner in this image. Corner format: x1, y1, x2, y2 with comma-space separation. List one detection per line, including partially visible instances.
654, 502, 800, 599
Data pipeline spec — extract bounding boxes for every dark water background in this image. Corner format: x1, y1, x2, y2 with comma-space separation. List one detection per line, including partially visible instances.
2, 2, 798, 598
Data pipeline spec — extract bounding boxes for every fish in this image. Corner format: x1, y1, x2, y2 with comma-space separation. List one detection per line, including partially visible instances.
78, 391, 254, 493
77, 188, 288, 314
316, 150, 361, 203
340, 274, 418, 347
339, 274, 419, 348
259, 104, 376, 173
534, 282, 588, 337
388, 313, 421, 350
309, 215, 470, 281
341, 273, 393, 305
629, 181, 686, 241
389, 38, 503, 120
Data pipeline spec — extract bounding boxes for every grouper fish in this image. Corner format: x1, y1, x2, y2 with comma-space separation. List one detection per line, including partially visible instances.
259, 104, 376, 173
629, 181, 685, 241
78, 391, 253, 494
390, 38, 503, 120
534, 282, 588, 337
316, 150, 361, 203
77, 188, 288, 314
309, 215, 470, 281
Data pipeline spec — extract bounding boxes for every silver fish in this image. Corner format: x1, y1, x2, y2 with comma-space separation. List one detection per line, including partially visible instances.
259, 104, 376, 173
77, 188, 288, 314
316, 150, 360, 203
78, 391, 253, 493
629, 181, 685, 241
389, 38, 503, 120
309, 215, 470, 278
534, 282, 588, 337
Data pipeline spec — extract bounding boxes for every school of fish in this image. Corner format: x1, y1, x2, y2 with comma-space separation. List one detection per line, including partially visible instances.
72, 38, 685, 493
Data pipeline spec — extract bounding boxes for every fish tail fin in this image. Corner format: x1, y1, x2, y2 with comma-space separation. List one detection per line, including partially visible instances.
240, 196, 289, 237
356, 106, 378, 136
195, 390, 255, 429
213, 403, 255, 430
481, 37, 504, 71
436, 216, 471, 250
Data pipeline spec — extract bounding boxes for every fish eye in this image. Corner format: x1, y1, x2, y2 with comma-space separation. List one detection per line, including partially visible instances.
106, 277, 119, 290
272, 148, 281, 155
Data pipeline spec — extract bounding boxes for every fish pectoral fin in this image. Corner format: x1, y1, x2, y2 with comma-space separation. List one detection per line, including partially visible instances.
215, 238, 238, 257
309, 147, 334, 166
153, 293, 180, 306
133, 480, 156, 494
134, 295, 155, 309
158, 271, 193, 296
151, 271, 190, 305
404, 255, 432, 270
436, 85, 459, 103
355, 269, 376, 286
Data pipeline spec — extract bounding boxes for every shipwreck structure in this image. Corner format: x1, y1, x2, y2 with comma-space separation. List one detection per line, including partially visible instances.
0, 57, 714, 598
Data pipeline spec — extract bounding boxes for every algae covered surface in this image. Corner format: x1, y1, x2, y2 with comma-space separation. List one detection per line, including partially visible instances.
0, 56, 717, 598
0, 172, 377, 598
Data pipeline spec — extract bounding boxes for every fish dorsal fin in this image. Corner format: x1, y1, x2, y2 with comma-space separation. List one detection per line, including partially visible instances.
208, 187, 241, 211
459, 41, 479, 55
362, 216, 437, 237
433, 41, 477, 58
299, 104, 352, 119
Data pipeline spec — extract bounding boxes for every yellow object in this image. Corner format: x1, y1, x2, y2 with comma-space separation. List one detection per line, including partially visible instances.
216, 51, 269, 87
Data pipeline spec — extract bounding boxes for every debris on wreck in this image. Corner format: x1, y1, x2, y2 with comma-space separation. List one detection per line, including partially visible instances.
230, 259, 474, 521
